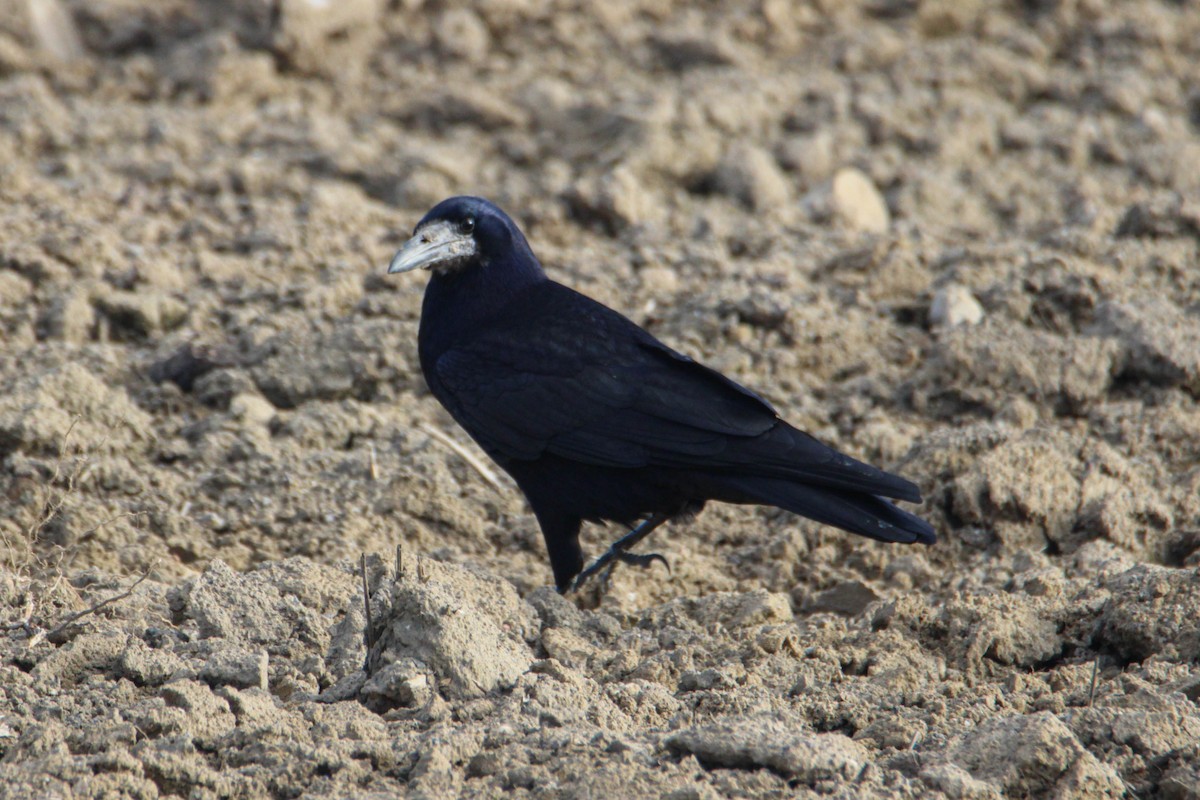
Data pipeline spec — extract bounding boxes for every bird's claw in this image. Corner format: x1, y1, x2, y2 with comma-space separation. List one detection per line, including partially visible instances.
616, 550, 671, 573
572, 547, 671, 592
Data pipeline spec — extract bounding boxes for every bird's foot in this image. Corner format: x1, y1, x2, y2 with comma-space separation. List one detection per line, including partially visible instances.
572, 547, 671, 592
615, 550, 671, 573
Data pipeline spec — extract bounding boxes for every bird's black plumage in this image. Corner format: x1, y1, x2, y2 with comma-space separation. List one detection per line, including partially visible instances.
388, 196, 935, 592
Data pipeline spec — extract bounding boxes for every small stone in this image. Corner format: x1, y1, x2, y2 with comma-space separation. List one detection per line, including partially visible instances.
831, 167, 890, 233
28, 0, 85, 63
229, 393, 276, 427
930, 284, 985, 328
639, 266, 679, 296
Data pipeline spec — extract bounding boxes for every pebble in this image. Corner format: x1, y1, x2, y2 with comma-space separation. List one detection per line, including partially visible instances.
831, 167, 890, 233
930, 284, 985, 328
28, 0, 85, 63
639, 266, 679, 295
230, 392, 278, 427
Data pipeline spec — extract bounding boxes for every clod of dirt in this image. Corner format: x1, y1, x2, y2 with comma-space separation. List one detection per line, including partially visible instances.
171, 558, 355, 660
566, 165, 661, 233
248, 321, 413, 408
223, 0, 384, 78
0, 362, 153, 457
668, 716, 868, 784
200, 648, 268, 690
804, 580, 880, 616
1092, 564, 1200, 663
913, 324, 1119, 418
1095, 300, 1200, 396
949, 428, 1081, 550
712, 143, 792, 212
147, 343, 238, 392
365, 558, 536, 703
1114, 194, 1200, 239
925, 712, 1125, 799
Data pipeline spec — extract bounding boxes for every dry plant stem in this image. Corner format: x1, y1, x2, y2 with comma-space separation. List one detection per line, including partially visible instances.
419, 423, 504, 494
3, 417, 83, 574
360, 553, 374, 654
43, 567, 153, 641
27, 416, 82, 541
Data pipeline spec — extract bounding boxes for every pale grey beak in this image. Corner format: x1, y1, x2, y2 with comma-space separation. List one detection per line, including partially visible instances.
387, 221, 477, 274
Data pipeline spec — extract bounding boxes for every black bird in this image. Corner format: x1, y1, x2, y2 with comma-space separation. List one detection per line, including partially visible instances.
388, 196, 935, 592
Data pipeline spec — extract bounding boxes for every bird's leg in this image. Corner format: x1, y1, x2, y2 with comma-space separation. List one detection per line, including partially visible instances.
572, 512, 672, 592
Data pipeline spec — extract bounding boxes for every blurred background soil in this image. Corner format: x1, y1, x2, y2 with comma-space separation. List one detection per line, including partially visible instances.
0, 0, 1198, 797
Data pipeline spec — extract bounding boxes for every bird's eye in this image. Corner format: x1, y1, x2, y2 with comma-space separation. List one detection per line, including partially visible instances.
459, 216, 475, 235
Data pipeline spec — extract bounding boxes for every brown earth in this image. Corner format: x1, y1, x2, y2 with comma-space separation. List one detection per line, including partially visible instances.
1, 0, 1199, 797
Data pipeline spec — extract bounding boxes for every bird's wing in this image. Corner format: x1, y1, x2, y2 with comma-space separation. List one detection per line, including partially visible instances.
433, 285, 920, 502
432, 289, 777, 468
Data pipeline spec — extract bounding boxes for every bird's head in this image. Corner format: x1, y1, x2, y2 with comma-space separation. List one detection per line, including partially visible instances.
387, 196, 535, 277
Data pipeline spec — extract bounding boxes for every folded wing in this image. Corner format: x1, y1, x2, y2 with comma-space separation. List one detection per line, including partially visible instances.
434, 283, 921, 503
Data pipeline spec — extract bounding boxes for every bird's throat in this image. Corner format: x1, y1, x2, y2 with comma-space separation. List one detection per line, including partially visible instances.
417, 254, 546, 365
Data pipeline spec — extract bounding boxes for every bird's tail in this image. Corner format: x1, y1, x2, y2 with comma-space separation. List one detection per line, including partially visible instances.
723, 476, 936, 545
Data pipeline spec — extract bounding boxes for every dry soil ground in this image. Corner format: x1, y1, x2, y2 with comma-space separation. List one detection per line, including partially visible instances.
1, 1, 1199, 798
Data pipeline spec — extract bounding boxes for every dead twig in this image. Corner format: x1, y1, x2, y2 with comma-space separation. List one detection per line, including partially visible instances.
24, 417, 83, 543
44, 567, 153, 640
419, 423, 504, 494
360, 553, 375, 654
